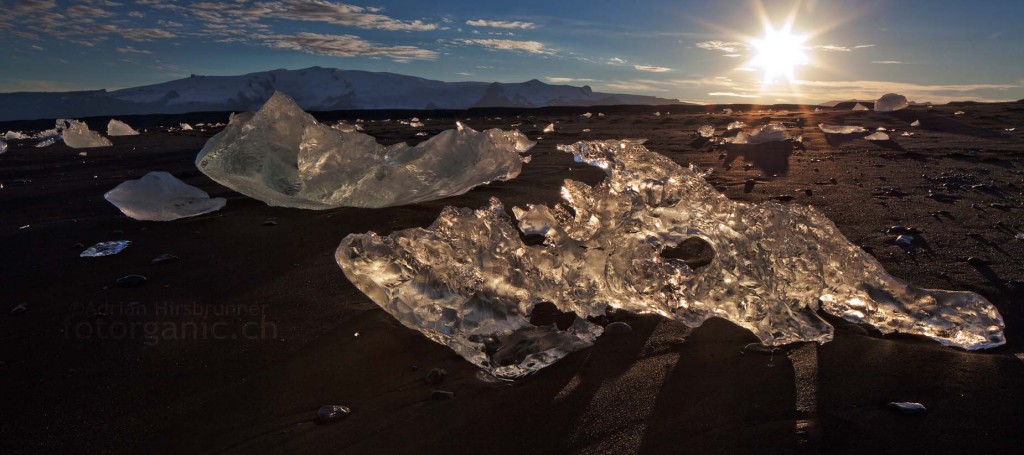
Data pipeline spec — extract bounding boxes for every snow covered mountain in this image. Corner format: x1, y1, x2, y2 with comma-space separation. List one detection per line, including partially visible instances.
0, 67, 680, 121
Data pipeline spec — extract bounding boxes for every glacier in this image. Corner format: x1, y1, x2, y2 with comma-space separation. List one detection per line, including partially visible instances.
107, 119, 140, 136
196, 92, 535, 209
337, 139, 1005, 378
104, 171, 226, 221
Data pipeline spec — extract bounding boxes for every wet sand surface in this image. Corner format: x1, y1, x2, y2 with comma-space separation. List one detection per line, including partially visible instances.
1, 102, 1023, 454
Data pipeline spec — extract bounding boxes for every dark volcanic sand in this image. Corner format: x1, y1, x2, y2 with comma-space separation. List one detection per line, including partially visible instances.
1, 103, 1023, 454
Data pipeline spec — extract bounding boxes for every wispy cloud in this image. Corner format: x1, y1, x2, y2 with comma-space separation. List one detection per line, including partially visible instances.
265, 33, 438, 61
116, 46, 152, 54
810, 44, 875, 52
696, 40, 745, 53
185, 0, 440, 32
456, 38, 553, 54
871, 60, 904, 64
465, 19, 535, 30
546, 77, 597, 83
634, 64, 671, 73
708, 92, 759, 98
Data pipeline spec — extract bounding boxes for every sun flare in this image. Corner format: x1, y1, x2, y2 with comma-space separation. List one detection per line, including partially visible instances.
749, 23, 809, 83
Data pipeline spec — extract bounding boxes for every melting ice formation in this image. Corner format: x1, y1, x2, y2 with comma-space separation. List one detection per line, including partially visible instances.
337, 139, 1005, 378
196, 92, 535, 209
819, 124, 868, 134
732, 123, 791, 144
104, 171, 226, 221
0, 139, 6, 154
107, 119, 140, 136
874, 93, 909, 112
58, 119, 112, 148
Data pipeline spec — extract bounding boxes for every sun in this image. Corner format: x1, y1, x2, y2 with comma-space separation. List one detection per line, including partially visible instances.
749, 23, 809, 83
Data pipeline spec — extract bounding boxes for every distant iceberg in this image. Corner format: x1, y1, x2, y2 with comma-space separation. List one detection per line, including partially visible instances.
874, 93, 908, 112
337, 139, 1004, 378
105, 171, 226, 221
107, 119, 140, 136
196, 92, 535, 209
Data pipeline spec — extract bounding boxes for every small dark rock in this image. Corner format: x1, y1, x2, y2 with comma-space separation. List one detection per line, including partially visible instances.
803, 188, 813, 196
116, 275, 148, 288
431, 390, 455, 400
9, 303, 27, 316
769, 195, 794, 202
604, 321, 633, 335
151, 253, 180, 265
744, 179, 756, 193
424, 368, 447, 385
315, 405, 351, 422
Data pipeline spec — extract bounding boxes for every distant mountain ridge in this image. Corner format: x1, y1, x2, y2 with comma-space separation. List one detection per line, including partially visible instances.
0, 67, 680, 122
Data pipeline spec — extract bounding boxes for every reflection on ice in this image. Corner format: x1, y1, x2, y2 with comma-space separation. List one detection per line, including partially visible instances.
337, 139, 1004, 378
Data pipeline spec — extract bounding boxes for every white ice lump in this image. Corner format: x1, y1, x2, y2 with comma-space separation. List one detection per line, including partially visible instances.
105, 171, 226, 221
107, 119, 140, 136
874, 93, 909, 112
337, 139, 1005, 378
58, 119, 112, 148
196, 92, 535, 209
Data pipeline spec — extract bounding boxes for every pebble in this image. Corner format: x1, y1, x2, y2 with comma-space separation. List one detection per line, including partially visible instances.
431, 390, 455, 400
151, 253, 180, 265
424, 368, 447, 385
116, 275, 148, 288
315, 405, 351, 422
9, 303, 27, 316
887, 401, 927, 415
604, 321, 633, 335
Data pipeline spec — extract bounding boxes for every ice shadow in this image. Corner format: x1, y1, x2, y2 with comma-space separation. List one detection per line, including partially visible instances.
724, 141, 794, 177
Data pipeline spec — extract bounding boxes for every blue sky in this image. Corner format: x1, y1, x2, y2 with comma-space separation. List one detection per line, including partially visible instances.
2, 0, 1022, 103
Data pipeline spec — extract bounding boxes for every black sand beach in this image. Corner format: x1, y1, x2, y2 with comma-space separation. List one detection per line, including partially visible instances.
2, 103, 1023, 454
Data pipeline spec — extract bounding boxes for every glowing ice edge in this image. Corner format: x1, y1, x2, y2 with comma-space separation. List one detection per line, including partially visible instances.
336, 139, 1005, 379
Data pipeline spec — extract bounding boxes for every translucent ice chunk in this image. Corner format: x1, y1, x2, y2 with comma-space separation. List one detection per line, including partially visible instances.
337, 139, 1005, 378
581, 112, 592, 118
0, 140, 6, 154
58, 119, 112, 148
865, 132, 890, 141
107, 119, 140, 136
104, 171, 226, 221
5, 131, 29, 140
196, 92, 535, 209
543, 123, 556, 133
35, 138, 55, 148
852, 103, 870, 111
180, 123, 193, 131
819, 124, 867, 134
697, 125, 715, 138
874, 93, 908, 112
81, 240, 131, 257
910, 120, 920, 127
732, 123, 790, 144
726, 121, 746, 131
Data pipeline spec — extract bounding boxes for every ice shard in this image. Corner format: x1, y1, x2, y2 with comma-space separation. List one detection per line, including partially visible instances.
0, 139, 6, 154
58, 119, 112, 148
337, 139, 1005, 378
874, 93, 909, 112
104, 171, 226, 221
196, 92, 535, 209
543, 123, 556, 133
852, 103, 870, 111
865, 132, 890, 141
697, 125, 715, 138
107, 119, 140, 136
731, 123, 790, 144
5, 131, 29, 140
819, 124, 867, 134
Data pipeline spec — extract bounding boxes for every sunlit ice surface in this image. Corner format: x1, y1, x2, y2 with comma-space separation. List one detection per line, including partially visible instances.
337, 140, 1005, 379
749, 22, 809, 83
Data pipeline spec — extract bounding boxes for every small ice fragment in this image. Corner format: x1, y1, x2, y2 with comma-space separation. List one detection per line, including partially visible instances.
874, 93, 908, 112
954, 111, 965, 116
888, 402, 927, 415
582, 128, 591, 133
81, 240, 131, 257
697, 125, 715, 138
722, 108, 733, 115
410, 121, 424, 128
814, 107, 822, 113
865, 132, 890, 141
543, 123, 556, 133
597, 113, 605, 117
910, 120, 920, 127
315, 405, 351, 422
1015, 233, 1024, 240
732, 123, 790, 144
653, 112, 661, 116
726, 121, 746, 130
0, 140, 6, 155
5, 131, 29, 140
819, 124, 867, 134
35, 138, 55, 148
104, 171, 226, 221
331, 122, 360, 133
59, 119, 112, 148
1006, 127, 1016, 132
852, 103, 870, 111
180, 123, 193, 131
415, 131, 428, 136
107, 119, 140, 136
581, 112, 592, 118
901, 131, 915, 137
